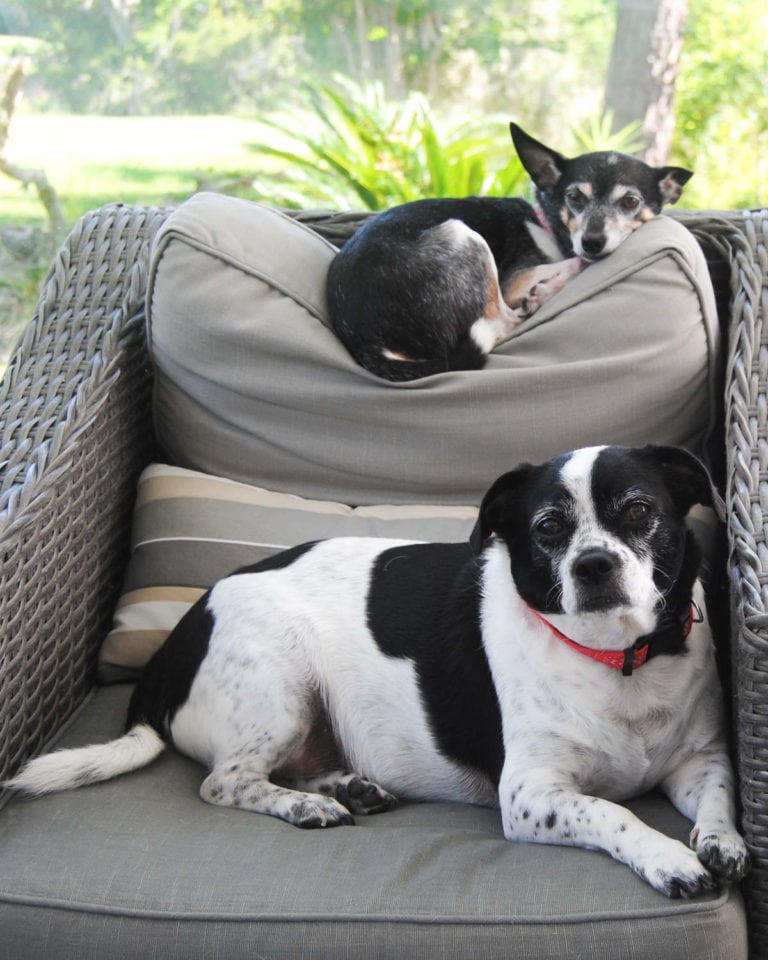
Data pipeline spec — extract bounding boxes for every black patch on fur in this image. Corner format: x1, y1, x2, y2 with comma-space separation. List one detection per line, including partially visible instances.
590, 447, 708, 660
229, 541, 321, 577
126, 541, 321, 739
473, 452, 575, 614
327, 196, 547, 380
366, 542, 504, 784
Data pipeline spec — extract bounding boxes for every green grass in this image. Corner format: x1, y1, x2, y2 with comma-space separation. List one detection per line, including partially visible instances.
1, 113, 271, 226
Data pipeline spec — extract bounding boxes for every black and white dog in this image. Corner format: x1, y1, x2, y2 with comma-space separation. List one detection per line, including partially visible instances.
6, 444, 747, 898
327, 124, 693, 380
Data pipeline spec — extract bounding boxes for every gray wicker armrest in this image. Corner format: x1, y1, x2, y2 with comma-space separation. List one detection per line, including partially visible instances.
723, 207, 768, 955
0, 204, 171, 786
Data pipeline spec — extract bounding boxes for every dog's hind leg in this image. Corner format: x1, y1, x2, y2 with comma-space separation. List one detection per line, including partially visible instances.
200, 761, 356, 828
466, 235, 533, 356
283, 770, 398, 816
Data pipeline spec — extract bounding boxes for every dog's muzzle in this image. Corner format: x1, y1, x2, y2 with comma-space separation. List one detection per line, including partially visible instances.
572, 548, 628, 612
576, 212, 613, 261
578, 230, 607, 260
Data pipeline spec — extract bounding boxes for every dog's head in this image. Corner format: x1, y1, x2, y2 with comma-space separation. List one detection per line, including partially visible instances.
510, 123, 693, 262
471, 445, 721, 647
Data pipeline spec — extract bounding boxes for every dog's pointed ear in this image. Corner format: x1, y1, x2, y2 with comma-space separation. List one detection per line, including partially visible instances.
470, 463, 536, 554
657, 166, 693, 205
638, 444, 725, 521
509, 123, 566, 190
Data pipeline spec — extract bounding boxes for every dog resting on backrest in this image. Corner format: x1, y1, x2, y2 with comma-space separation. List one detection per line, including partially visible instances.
326, 124, 693, 380
5, 444, 748, 898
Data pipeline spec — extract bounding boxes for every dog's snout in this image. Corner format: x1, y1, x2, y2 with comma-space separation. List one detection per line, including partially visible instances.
579, 231, 607, 258
577, 212, 609, 259
573, 548, 617, 585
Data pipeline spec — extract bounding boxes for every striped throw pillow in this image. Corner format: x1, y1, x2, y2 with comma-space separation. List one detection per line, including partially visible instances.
100, 464, 478, 682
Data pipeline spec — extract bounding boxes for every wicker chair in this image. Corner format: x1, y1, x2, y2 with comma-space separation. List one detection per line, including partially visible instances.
0, 202, 767, 957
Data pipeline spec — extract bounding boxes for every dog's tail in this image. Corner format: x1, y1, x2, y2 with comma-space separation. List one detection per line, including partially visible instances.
366, 333, 487, 381
2, 724, 166, 796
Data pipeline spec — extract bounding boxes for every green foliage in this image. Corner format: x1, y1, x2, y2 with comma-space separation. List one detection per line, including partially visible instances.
248, 78, 528, 210
10, 0, 299, 114
1, 0, 766, 209
6, 0, 615, 123
672, 0, 768, 208
570, 112, 644, 156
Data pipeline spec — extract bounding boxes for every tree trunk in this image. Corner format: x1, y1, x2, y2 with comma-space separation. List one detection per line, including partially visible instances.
353, 0, 373, 85
382, 4, 405, 99
604, 0, 689, 165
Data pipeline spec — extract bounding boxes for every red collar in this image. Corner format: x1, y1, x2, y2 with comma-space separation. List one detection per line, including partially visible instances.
529, 604, 699, 677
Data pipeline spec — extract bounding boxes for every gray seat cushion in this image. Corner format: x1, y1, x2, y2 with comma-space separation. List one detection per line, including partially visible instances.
0, 685, 747, 959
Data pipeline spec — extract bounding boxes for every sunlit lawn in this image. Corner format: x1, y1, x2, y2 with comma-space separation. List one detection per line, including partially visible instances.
0, 113, 274, 226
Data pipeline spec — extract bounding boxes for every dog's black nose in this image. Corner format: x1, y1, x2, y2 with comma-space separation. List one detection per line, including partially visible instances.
580, 233, 606, 258
573, 549, 617, 585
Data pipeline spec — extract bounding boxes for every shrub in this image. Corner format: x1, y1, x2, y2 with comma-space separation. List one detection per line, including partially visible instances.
248, 77, 529, 210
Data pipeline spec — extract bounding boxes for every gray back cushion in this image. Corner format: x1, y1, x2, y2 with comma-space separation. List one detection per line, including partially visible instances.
148, 192, 719, 506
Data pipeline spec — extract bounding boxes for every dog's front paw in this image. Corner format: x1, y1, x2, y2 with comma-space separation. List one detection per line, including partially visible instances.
691, 827, 750, 883
634, 839, 717, 899
290, 795, 356, 829
520, 257, 583, 316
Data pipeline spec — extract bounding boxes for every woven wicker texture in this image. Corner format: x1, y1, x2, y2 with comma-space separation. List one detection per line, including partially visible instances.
0, 203, 170, 785
0, 201, 767, 955
723, 209, 768, 958
0, 204, 369, 793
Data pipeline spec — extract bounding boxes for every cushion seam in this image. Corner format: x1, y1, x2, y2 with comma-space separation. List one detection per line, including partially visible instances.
0, 889, 732, 925
153, 228, 331, 320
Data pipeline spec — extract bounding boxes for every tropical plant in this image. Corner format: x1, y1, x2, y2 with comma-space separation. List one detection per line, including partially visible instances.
247, 78, 529, 210
570, 111, 644, 156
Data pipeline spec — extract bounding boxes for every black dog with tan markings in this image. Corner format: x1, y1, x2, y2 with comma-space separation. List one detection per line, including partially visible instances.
327, 124, 693, 380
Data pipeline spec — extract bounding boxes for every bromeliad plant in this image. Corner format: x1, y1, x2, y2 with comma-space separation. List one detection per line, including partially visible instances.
248, 77, 530, 210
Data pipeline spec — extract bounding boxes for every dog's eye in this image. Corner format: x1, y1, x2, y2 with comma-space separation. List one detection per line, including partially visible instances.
622, 500, 652, 523
534, 516, 568, 540
620, 195, 641, 212
566, 190, 587, 213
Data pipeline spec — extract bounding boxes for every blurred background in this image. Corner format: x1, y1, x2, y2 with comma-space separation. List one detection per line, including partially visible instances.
0, 0, 766, 361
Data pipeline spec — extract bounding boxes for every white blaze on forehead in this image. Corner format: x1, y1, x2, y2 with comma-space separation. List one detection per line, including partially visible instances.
553, 444, 659, 642
559, 446, 606, 521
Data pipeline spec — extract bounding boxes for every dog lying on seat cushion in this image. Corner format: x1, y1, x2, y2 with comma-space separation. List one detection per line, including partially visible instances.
6, 444, 747, 898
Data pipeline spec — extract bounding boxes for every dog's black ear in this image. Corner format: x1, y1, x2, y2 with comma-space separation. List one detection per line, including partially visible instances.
638, 444, 725, 521
509, 123, 566, 190
470, 463, 536, 554
657, 166, 694, 205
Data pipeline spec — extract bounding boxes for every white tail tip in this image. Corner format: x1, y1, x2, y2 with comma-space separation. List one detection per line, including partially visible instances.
2, 724, 165, 796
